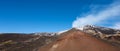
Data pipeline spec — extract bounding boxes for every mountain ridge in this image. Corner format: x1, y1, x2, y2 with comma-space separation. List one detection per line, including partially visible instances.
0, 25, 120, 51
38, 28, 120, 51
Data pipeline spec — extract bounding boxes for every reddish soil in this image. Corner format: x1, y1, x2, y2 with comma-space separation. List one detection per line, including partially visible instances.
38, 30, 120, 51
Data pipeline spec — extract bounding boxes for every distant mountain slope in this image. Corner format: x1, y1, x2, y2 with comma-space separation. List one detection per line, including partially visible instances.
0, 33, 37, 42
0, 33, 58, 51
83, 25, 120, 34
82, 25, 120, 47
38, 28, 120, 51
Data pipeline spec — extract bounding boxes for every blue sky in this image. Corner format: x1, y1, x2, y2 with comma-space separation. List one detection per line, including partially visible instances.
0, 0, 119, 33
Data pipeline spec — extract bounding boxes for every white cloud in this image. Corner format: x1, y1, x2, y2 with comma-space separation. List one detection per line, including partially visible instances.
72, 2, 120, 30
112, 22, 120, 29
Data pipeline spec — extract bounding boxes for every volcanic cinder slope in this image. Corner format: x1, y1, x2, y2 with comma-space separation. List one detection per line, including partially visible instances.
38, 28, 120, 51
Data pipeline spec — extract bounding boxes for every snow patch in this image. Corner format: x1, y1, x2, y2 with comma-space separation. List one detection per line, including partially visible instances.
57, 30, 69, 35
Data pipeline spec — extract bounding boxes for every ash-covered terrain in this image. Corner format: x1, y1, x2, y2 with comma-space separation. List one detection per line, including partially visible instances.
0, 25, 120, 51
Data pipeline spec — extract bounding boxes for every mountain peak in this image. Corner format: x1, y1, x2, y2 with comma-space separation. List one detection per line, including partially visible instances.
38, 28, 120, 51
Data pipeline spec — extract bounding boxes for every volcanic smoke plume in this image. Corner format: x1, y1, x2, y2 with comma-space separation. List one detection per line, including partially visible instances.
72, 1, 120, 30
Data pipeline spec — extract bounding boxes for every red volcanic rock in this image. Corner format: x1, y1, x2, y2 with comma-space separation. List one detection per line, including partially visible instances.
38, 29, 120, 51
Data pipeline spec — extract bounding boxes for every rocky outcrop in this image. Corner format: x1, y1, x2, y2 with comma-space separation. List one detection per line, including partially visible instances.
83, 25, 120, 38
83, 25, 120, 47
